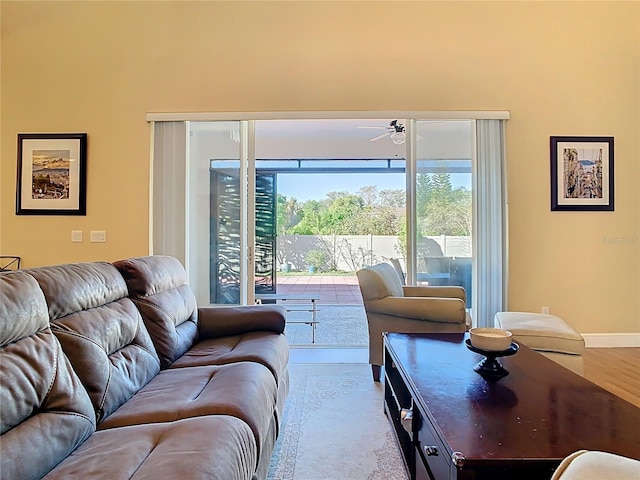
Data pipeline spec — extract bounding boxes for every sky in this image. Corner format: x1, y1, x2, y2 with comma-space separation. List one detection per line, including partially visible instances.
277, 172, 405, 202
276, 172, 471, 202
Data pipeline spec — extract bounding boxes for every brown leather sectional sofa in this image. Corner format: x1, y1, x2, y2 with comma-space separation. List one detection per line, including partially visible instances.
0, 255, 289, 480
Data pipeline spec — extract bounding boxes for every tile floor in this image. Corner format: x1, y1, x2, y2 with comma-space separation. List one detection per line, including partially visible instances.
276, 274, 363, 304
289, 347, 368, 364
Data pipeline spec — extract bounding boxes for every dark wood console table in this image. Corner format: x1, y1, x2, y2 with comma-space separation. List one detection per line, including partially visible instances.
383, 332, 640, 480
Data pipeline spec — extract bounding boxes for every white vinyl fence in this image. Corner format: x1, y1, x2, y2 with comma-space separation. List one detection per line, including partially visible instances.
277, 235, 471, 272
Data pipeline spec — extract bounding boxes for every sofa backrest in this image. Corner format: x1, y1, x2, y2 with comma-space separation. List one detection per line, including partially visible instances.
27, 262, 161, 423
0, 271, 96, 480
356, 263, 405, 303
113, 255, 198, 369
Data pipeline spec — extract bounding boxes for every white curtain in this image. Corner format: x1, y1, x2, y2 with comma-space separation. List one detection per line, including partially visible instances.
474, 119, 508, 327
151, 121, 188, 265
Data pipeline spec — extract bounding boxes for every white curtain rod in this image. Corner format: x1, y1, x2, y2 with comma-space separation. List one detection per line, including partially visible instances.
146, 110, 510, 122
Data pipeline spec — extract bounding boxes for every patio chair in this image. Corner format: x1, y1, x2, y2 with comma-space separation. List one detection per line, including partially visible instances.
389, 258, 406, 285
356, 262, 469, 381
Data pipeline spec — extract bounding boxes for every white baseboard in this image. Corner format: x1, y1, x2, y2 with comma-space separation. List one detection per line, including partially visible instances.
582, 333, 640, 348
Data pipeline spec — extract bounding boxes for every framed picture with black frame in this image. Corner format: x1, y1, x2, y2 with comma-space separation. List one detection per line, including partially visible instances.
550, 136, 614, 212
16, 133, 87, 215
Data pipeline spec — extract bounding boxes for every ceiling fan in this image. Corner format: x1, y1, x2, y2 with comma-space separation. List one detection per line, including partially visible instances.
357, 120, 406, 144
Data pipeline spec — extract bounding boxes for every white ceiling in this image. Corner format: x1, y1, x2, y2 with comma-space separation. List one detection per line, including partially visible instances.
190, 118, 472, 160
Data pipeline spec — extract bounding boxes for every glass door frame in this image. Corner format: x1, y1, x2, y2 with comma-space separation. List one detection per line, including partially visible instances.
241, 120, 257, 306
405, 119, 418, 285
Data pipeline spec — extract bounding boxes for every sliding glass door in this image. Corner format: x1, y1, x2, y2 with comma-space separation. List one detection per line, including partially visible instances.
189, 121, 257, 305
153, 113, 504, 320
189, 122, 296, 306
184, 118, 475, 308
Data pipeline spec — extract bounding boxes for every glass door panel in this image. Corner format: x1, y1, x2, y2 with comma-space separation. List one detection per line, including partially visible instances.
189, 121, 252, 305
254, 173, 276, 294
190, 121, 277, 305
414, 120, 473, 306
209, 165, 242, 303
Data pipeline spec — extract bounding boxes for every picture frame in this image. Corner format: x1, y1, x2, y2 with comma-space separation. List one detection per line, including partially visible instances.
550, 136, 614, 211
16, 133, 87, 215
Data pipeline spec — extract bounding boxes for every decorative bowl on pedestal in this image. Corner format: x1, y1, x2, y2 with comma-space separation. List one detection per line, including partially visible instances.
465, 338, 519, 380
469, 327, 513, 351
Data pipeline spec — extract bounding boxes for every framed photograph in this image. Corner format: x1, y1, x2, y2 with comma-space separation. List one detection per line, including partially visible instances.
16, 133, 87, 215
550, 136, 614, 211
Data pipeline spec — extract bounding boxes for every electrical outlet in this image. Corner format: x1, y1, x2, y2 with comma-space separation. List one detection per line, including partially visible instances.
71, 230, 83, 242
90, 230, 106, 243
542, 306, 550, 315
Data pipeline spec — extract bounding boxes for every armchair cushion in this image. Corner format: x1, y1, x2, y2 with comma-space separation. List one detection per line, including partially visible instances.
551, 450, 640, 480
366, 296, 466, 323
403, 285, 466, 302
357, 263, 404, 302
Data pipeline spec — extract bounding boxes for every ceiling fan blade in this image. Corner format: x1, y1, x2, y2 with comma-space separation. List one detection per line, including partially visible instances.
357, 125, 388, 130
369, 132, 391, 142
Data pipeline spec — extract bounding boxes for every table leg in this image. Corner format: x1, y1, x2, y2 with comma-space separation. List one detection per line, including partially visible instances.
311, 299, 317, 343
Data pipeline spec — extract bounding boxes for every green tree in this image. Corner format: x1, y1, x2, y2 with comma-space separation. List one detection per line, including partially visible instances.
417, 172, 471, 236
279, 175, 469, 239
276, 194, 301, 235
321, 195, 363, 234
416, 173, 432, 215
290, 200, 325, 235
357, 185, 379, 207
379, 189, 405, 208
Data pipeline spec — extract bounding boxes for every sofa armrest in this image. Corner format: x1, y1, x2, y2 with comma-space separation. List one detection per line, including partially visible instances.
366, 296, 466, 324
403, 285, 466, 302
197, 304, 286, 339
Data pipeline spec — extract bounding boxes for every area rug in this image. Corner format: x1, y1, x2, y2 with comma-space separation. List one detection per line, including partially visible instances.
267, 363, 409, 480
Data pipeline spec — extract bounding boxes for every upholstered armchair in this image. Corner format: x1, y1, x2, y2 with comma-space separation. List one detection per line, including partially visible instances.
357, 262, 469, 381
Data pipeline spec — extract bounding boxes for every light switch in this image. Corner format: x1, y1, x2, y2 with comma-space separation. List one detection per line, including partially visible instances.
90, 230, 106, 243
71, 230, 83, 242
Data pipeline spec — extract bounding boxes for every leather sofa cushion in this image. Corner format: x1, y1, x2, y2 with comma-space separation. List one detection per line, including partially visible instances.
170, 331, 289, 384
98, 361, 277, 461
114, 256, 289, 374
28, 262, 161, 422
197, 304, 286, 338
0, 271, 96, 480
114, 256, 199, 368
43, 416, 257, 480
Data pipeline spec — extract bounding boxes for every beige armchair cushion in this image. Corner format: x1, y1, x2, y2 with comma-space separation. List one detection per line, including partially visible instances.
366, 296, 466, 323
358, 263, 405, 301
551, 450, 640, 480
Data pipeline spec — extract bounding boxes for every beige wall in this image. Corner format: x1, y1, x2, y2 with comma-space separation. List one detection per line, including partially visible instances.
2, 1, 638, 335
